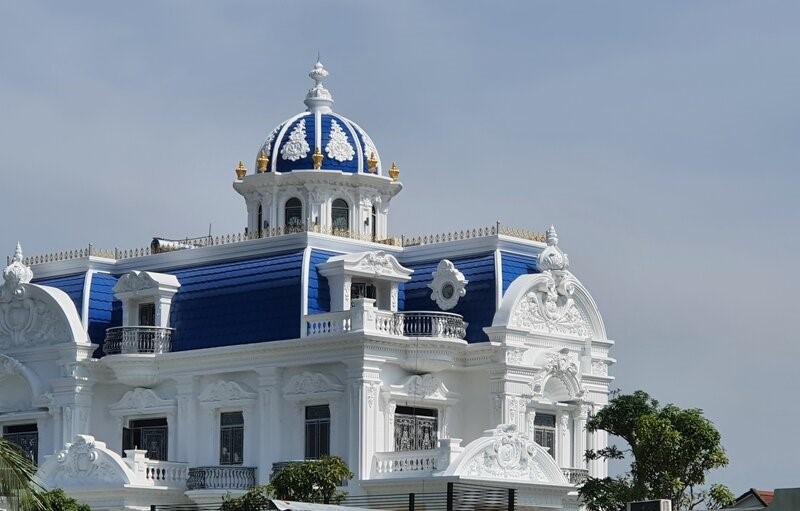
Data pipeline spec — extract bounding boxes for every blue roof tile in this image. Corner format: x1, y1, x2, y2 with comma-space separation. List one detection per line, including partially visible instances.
501, 251, 540, 293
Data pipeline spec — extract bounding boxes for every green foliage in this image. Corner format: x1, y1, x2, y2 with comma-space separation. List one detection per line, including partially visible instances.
221, 456, 354, 511
39, 489, 91, 511
221, 485, 272, 511
0, 438, 44, 511
269, 456, 353, 505
580, 391, 733, 511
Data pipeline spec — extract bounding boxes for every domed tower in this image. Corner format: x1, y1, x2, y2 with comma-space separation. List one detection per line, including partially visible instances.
233, 61, 402, 240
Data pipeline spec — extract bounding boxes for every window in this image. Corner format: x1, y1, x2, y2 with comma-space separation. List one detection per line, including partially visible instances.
123, 418, 168, 461
350, 282, 377, 304
533, 413, 556, 459
305, 405, 330, 459
395, 406, 438, 451
257, 205, 264, 235
219, 411, 244, 465
331, 199, 349, 231
138, 302, 156, 326
3, 424, 38, 464
371, 205, 377, 239
285, 198, 303, 232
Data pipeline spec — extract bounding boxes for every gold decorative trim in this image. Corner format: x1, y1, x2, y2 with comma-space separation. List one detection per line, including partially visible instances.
388, 162, 400, 181
257, 151, 269, 173
367, 152, 378, 173
312, 148, 323, 170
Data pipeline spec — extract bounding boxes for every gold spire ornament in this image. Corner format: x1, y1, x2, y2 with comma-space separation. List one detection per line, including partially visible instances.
235, 161, 247, 180
367, 152, 378, 173
312, 147, 323, 170
388, 162, 400, 182
257, 150, 269, 173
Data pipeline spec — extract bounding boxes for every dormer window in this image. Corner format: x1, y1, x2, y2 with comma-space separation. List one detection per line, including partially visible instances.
317, 251, 412, 313
332, 199, 349, 231
113, 271, 181, 329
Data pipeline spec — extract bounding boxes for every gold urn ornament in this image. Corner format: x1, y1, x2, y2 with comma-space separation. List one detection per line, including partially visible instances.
367, 152, 378, 173
388, 162, 400, 181
257, 150, 269, 173
235, 161, 247, 180
312, 147, 323, 170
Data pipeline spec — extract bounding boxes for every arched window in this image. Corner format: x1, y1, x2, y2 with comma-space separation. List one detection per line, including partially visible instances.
285, 197, 303, 233
371, 205, 377, 240
257, 205, 263, 237
332, 199, 349, 232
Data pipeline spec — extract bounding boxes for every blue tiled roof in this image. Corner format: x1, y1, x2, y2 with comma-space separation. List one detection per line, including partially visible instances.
168, 250, 304, 350
402, 253, 497, 343
88, 273, 120, 357
501, 251, 540, 293
308, 249, 339, 314
33, 273, 85, 315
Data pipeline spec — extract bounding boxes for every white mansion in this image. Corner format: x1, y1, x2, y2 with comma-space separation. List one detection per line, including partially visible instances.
0, 62, 614, 511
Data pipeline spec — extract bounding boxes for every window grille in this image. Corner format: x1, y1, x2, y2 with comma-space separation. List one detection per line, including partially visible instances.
533, 413, 556, 459
395, 406, 438, 451
219, 411, 244, 465
305, 405, 330, 459
285, 198, 303, 232
2, 424, 38, 464
123, 417, 168, 461
332, 199, 349, 231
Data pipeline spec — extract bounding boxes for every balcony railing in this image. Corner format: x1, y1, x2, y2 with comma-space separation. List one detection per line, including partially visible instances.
122, 450, 188, 490
306, 304, 467, 341
561, 467, 589, 485
103, 326, 174, 355
373, 449, 445, 478
186, 466, 257, 491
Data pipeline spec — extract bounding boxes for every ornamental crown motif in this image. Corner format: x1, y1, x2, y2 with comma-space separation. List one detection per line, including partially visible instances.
538, 225, 569, 273
543, 350, 578, 376
3, 243, 33, 291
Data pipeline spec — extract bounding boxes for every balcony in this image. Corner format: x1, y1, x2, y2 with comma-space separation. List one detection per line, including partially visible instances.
372, 449, 446, 478
186, 466, 257, 491
561, 467, 589, 485
122, 449, 188, 490
305, 308, 467, 340
103, 326, 174, 355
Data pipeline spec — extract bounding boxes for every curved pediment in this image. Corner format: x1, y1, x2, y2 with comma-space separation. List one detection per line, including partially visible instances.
0, 245, 88, 351
37, 435, 135, 489
109, 388, 175, 416
283, 371, 343, 402
198, 380, 256, 407
442, 424, 568, 485
113, 270, 180, 298
317, 251, 412, 282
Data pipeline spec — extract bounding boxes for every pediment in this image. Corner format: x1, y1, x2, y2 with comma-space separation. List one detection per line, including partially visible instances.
317, 251, 412, 282
391, 373, 456, 401
37, 435, 134, 489
109, 388, 175, 416
113, 270, 180, 299
283, 372, 343, 402
198, 380, 256, 407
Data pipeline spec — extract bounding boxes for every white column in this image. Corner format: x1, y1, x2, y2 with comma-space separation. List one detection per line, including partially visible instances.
257, 368, 282, 485
572, 405, 588, 469
345, 361, 381, 480
559, 411, 570, 468
175, 377, 196, 463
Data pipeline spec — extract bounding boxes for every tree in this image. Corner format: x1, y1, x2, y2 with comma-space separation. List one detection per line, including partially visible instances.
580, 391, 735, 511
39, 489, 91, 511
0, 438, 44, 511
221, 456, 354, 511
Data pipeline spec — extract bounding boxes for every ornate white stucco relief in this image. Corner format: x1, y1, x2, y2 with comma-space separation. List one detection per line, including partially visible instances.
355, 124, 380, 172
592, 360, 609, 376
403, 374, 449, 400
532, 349, 584, 400
37, 435, 133, 488
508, 227, 590, 337
283, 372, 344, 400
428, 259, 468, 311
0, 245, 71, 349
281, 120, 310, 161
325, 119, 355, 162
198, 381, 257, 406
109, 388, 175, 415
452, 424, 554, 482
260, 126, 280, 158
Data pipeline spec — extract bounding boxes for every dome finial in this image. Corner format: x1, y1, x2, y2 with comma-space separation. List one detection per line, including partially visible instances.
304, 59, 334, 114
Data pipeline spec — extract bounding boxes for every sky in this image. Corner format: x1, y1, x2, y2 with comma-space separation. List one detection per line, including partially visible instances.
1, 1, 799, 495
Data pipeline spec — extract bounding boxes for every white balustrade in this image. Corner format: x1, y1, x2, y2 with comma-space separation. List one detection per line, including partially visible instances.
122, 450, 188, 489
304, 305, 466, 340
305, 311, 352, 336
372, 449, 446, 478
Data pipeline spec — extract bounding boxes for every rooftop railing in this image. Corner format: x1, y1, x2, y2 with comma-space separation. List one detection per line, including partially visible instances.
103, 326, 174, 355
561, 467, 589, 485
19, 223, 545, 266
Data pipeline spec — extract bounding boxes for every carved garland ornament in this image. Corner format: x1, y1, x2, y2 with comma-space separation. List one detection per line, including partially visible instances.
198, 381, 256, 404
356, 252, 393, 274
284, 372, 343, 397
281, 119, 310, 161
464, 424, 547, 482
325, 119, 355, 162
